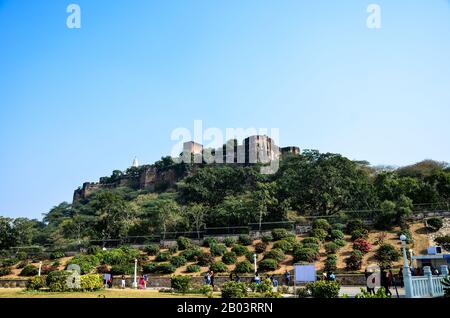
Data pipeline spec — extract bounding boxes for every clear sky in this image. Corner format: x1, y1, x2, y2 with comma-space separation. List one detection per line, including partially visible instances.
1, 0, 450, 219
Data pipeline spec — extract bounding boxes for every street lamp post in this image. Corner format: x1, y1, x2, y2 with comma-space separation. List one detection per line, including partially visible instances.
400, 235, 413, 298
409, 249, 414, 271
38, 261, 42, 277
253, 254, 257, 275
132, 258, 138, 289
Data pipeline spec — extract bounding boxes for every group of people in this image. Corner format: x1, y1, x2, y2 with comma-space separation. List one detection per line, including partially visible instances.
222, 270, 291, 288
364, 267, 404, 296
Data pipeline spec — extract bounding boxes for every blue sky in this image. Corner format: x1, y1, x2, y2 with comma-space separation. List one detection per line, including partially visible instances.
1, 0, 450, 219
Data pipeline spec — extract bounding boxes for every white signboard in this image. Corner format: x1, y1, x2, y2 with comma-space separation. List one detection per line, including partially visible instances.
294, 264, 316, 283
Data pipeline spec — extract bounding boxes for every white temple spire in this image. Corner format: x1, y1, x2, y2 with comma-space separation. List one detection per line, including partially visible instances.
132, 157, 139, 168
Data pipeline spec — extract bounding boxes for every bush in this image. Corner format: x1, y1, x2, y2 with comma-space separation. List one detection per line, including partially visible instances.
353, 238, 372, 254
231, 244, 248, 256
238, 234, 252, 246
221, 281, 248, 298
324, 242, 339, 254
19, 264, 39, 277
222, 251, 237, 265
177, 237, 192, 250
397, 229, 414, 244
310, 228, 328, 242
0, 267, 12, 277
155, 252, 172, 262
312, 219, 331, 232
302, 243, 320, 253
351, 229, 368, 241
171, 275, 192, 293
258, 259, 278, 271
144, 244, 160, 256
101, 247, 139, 265
330, 230, 345, 241
0, 258, 17, 267
153, 263, 176, 274
169, 245, 178, 255
87, 245, 102, 255
27, 276, 46, 291
180, 248, 202, 261
271, 228, 292, 241
427, 218, 444, 232
435, 236, 450, 248
16, 251, 28, 261
186, 264, 201, 273
302, 237, 320, 245
324, 254, 337, 272
170, 256, 187, 268
203, 237, 218, 247
110, 263, 135, 275
331, 223, 346, 232
346, 219, 365, 234
254, 242, 268, 254
46, 270, 71, 292
261, 234, 273, 243
80, 274, 103, 291
16, 260, 29, 269
355, 287, 391, 298
264, 248, 285, 262
334, 239, 347, 248
142, 263, 156, 274
210, 243, 227, 256
306, 280, 340, 298
209, 261, 228, 273
375, 244, 400, 269
197, 253, 214, 266
255, 279, 273, 293
273, 240, 293, 253
67, 255, 100, 274
50, 250, 65, 260
345, 250, 363, 270
234, 260, 253, 273
223, 237, 236, 247
293, 248, 319, 263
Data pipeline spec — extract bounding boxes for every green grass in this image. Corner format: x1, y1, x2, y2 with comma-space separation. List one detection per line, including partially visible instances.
0, 288, 213, 298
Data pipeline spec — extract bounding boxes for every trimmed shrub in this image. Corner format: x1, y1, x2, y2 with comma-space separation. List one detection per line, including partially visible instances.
312, 219, 331, 232
196, 253, 214, 266
209, 261, 228, 273
223, 237, 236, 247
177, 237, 192, 250
302, 237, 320, 245
186, 264, 201, 273
254, 242, 268, 254
346, 219, 365, 234
46, 270, 71, 292
0, 267, 12, 277
50, 250, 65, 260
203, 237, 218, 247
221, 281, 248, 298
27, 276, 46, 291
245, 251, 256, 263
0, 258, 17, 267
271, 228, 292, 241
153, 263, 176, 274
302, 242, 320, 253
144, 244, 160, 256
331, 223, 346, 232
180, 247, 202, 261
262, 234, 273, 243
264, 248, 285, 262
273, 240, 293, 253
238, 234, 252, 246
170, 256, 187, 268
324, 242, 339, 254
293, 248, 319, 263
222, 251, 237, 265
80, 274, 103, 291
16, 251, 28, 261
310, 228, 328, 242
427, 218, 444, 232
231, 244, 248, 256
324, 254, 337, 272
16, 261, 28, 269
100, 248, 135, 266
171, 275, 192, 293
142, 263, 156, 274
19, 264, 39, 277
87, 245, 102, 255
375, 244, 401, 269
258, 259, 278, 272
234, 260, 253, 273
345, 250, 363, 270
351, 229, 368, 241
334, 239, 346, 248
155, 252, 172, 262
210, 243, 227, 256
353, 238, 372, 254
330, 229, 345, 241
306, 280, 340, 298
168, 245, 178, 255
110, 263, 135, 275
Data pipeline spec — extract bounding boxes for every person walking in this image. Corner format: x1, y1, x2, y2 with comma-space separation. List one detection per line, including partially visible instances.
210, 271, 215, 289
204, 272, 211, 285
234, 273, 241, 282
284, 270, 291, 286
254, 272, 261, 284
121, 275, 126, 289
229, 272, 233, 281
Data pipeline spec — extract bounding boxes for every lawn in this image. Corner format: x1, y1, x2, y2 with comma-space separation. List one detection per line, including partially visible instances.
0, 288, 212, 298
